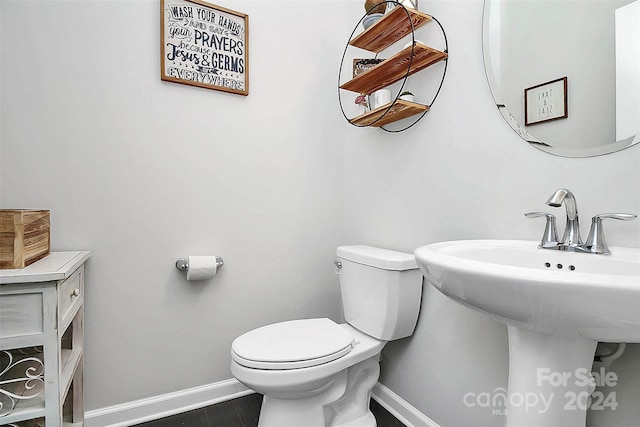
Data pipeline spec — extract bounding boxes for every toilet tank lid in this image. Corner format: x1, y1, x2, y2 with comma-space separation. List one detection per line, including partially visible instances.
337, 245, 418, 271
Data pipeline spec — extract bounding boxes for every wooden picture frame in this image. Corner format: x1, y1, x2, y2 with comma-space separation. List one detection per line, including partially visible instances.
353, 58, 384, 78
161, 0, 249, 96
524, 77, 567, 125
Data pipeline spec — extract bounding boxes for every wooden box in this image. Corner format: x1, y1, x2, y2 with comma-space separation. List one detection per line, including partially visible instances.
0, 210, 50, 269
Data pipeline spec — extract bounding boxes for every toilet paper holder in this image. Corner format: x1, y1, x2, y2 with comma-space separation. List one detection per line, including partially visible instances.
175, 256, 224, 272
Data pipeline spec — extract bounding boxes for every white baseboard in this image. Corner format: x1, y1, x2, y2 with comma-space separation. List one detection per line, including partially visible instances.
85, 379, 439, 427
371, 382, 442, 427
84, 378, 252, 427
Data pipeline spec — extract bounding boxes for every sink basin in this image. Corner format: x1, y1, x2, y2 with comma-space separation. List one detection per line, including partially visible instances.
415, 240, 640, 427
414, 239, 640, 342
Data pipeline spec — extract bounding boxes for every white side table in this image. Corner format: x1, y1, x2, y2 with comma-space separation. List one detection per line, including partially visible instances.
1, 251, 90, 427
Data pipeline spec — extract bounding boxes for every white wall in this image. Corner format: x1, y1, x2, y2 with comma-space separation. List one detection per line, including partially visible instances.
341, 1, 640, 427
1, 1, 639, 427
0, 0, 348, 411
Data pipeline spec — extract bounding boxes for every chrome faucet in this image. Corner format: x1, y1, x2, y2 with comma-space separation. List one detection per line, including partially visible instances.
526, 188, 637, 254
545, 188, 583, 247
524, 212, 559, 248
584, 213, 637, 255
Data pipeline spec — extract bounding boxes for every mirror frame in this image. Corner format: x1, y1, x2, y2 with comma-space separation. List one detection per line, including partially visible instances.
482, 0, 639, 158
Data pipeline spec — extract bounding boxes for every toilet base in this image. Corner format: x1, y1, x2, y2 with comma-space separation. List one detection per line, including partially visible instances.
326, 355, 380, 427
256, 355, 381, 427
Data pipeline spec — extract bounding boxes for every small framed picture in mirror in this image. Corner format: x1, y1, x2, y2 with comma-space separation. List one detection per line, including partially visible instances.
524, 77, 567, 125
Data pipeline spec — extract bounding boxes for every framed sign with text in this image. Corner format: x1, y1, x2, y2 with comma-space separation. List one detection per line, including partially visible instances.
524, 77, 567, 125
353, 59, 384, 78
161, 0, 249, 95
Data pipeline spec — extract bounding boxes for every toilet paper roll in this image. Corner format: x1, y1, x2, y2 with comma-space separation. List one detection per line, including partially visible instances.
186, 256, 218, 280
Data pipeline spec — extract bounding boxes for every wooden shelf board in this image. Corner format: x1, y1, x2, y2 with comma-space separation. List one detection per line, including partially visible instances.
60, 348, 83, 400
350, 7, 433, 53
340, 43, 447, 95
0, 334, 46, 351
0, 251, 90, 284
350, 100, 429, 127
0, 393, 46, 424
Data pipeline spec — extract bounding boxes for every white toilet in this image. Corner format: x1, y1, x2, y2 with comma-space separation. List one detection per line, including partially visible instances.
230, 245, 423, 427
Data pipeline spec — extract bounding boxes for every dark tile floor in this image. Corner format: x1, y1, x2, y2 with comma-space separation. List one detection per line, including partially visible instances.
135, 393, 406, 427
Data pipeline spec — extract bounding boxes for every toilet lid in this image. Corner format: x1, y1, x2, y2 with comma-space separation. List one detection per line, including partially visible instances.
232, 318, 353, 370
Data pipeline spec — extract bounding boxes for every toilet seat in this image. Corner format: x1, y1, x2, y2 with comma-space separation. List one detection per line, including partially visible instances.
231, 318, 353, 370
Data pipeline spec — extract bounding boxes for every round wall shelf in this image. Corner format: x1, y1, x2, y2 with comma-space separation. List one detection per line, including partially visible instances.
338, 1, 449, 132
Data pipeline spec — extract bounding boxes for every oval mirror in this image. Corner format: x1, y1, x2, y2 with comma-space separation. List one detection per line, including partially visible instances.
482, 0, 639, 157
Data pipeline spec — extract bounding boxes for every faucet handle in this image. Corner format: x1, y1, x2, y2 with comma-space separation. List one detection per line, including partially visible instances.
525, 212, 559, 248
585, 213, 637, 254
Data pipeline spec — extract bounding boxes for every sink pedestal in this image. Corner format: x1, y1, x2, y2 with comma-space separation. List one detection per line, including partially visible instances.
506, 326, 598, 427
415, 240, 640, 427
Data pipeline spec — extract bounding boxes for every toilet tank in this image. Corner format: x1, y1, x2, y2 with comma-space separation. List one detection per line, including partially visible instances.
336, 245, 423, 341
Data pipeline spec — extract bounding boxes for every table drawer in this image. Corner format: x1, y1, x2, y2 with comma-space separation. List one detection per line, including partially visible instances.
59, 265, 83, 327
0, 291, 44, 337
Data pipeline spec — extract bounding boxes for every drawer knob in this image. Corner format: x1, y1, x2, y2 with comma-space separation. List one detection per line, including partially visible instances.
72, 288, 80, 297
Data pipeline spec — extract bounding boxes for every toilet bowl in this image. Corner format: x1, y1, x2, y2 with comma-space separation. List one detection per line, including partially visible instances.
231, 322, 385, 427
232, 321, 384, 397
230, 246, 423, 427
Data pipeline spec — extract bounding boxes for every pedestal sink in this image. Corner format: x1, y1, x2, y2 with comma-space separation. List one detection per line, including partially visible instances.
414, 240, 640, 427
